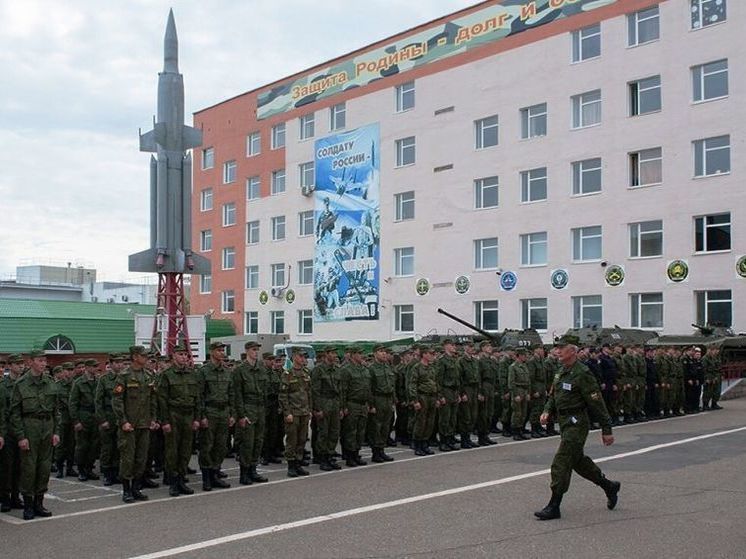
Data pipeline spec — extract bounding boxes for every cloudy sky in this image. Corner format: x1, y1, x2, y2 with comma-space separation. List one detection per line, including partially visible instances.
0, 0, 473, 283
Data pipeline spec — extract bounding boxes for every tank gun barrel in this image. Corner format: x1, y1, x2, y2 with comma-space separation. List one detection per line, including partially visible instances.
437, 308, 498, 340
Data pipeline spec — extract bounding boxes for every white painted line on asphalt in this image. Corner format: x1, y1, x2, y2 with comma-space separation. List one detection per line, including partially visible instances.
128, 425, 746, 559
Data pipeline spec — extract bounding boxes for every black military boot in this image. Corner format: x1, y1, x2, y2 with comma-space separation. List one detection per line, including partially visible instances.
287, 461, 299, 478
33, 494, 52, 517
10, 493, 23, 509
122, 479, 134, 503
103, 468, 114, 487
215, 468, 228, 479
600, 476, 621, 510
295, 461, 310, 476
438, 438, 452, 452
379, 449, 394, 462
447, 435, 459, 451
22, 495, 35, 521
0, 493, 11, 513
534, 492, 562, 520
86, 466, 100, 481
239, 465, 252, 485
460, 433, 473, 449
78, 468, 88, 482
513, 432, 527, 441
530, 425, 543, 439
177, 474, 195, 495
140, 475, 159, 489
66, 461, 79, 477
131, 479, 149, 501
344, 451, 358, 467
479, 434, 497, 446
354, 452, 368, 466
169, 474, 181, 497
413, 440, 426, 456
211, 469, 230, 489
201, 468, 212, 491
55, 460, 65, 479
502, 426, 513, 438
319, 454, 335, 471
51, 462, 57, 474
249, 465, 268, 483
371, 448, 385, 463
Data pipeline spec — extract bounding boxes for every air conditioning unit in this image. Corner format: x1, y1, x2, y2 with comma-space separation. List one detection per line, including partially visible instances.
301, 185, 315, 197
270, 287, 284, 298
121, 295, 129, 302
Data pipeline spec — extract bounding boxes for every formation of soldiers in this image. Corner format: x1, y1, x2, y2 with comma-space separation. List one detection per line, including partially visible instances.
0, 338, 725, 521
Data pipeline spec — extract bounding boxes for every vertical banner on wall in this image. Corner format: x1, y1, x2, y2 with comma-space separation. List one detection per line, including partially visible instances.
313, 123, 380, 322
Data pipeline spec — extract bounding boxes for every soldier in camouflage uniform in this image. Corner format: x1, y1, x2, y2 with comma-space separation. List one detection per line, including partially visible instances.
279, 348, 312, 477
70, 358, 101, 481
1, 354, 25, 512
508, 348, 531, 441
476, 341, 498, 446
339, 347, 371, 467
95, 353, 123, 486
498, 349, 514, 437
53, 362, 77, 478
261, 353, 284, 464
311, 348, 343, 471
409, 346, 439, 456
669, 348, 685, 415
702, 347, 723, 410
368, 345, 396, 463
436, 340, 461, 452
655, 347, 671, 417
528, 346, 548, 438
457, 344, 480, 449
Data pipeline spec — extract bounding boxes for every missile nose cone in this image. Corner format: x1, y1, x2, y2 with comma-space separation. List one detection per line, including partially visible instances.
164, 8, 178, 73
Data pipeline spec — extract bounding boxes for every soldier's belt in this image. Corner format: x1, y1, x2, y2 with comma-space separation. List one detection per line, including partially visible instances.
24, 413, 53, 419
558, 407, 585, 415
347, 399, 368, 405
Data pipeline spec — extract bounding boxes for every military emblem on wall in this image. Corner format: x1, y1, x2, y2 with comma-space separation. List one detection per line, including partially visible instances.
736, 256, 746, 279
454, 275, 471, 294
259, 290, 269, 305
667, 260, 689, 283
499, 270, 517, 291
604, 264, 625, 287
285, 289, 296, 304
550, 269, 569, 290
415, 278, 431, 296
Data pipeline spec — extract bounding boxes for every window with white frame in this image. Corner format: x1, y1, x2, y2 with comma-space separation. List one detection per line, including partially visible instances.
271, 123, 286, 149
692, 59, 728, 102
627, 5, 659, 46
395, 81, 415, 112
200, 229, 212, 252
694, 135, 730, 176
299, 162, 315, 190
394, 247, 415, 277
202, 147, 214, 170
271, 216, 286, 241
572, 226, 602, 261
691, 0, 727, 30
299, 113, 315, 140
394, 191, 415, 221
520, 103, 547, 139
298, 309, 313, 335
572, 158, 602, 195
271, 169, 286, 194
394, 304, 414, 333
571, 23, 601, 62
330, 103, 346, 131
629, 147, 662, 187
629, 75, 661, 116
199, 274, 212, 294
299, 210, 314, 236
572, 89, 601, 128
246, 131, 261, 156
475, 115, 499, 149
395, 137, 416, 167
245, 311, 258, 335
245, 265, 259, 289
200, 188, 213, 211
521, 232, 548, 266
222, 247, 235, 270
271, 263, 286, 288
695, 213, 730, 252
271, 311, 285, 334
572, 295, 602, 328
474, 300, 499, 332
246, 220, 260, 244
696, 290, 732, 327
223, 160, 236, 184
246, 176, 260, 200
474, 238, 499, 270
474, 176, 499, 209
298, 260, 313, 285
521, 298, 548, 330
629, 220, 663, 258
631, 293, 663, 328
221, 290, 235, 313
521, 167, 547, 202
222, 203, 236, 227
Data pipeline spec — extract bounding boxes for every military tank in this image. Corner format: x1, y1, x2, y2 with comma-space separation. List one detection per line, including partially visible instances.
434, 308, 544, 349
561, 325, 659, 347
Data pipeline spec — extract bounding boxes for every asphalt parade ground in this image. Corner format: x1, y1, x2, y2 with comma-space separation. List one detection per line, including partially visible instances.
2, 401, 745, 559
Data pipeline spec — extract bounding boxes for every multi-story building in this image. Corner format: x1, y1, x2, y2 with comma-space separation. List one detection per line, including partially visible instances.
191, 0, 744, 341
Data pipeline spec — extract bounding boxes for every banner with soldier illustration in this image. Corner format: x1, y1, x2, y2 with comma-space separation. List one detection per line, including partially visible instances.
313, 123, 380, 322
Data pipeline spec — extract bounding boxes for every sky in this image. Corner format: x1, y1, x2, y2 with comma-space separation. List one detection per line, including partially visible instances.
0, 0, 474, 283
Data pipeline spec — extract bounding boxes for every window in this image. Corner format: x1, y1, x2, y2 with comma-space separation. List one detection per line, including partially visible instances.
199, 274, 212, 294
475, 115, 499, 149
395, 137, 416, 167
271, 311, 285, 334
691, 0, 727, 30
298, 309, 313, 335
330, 103, 346, 131
474, 238, 499, 270
201, 147, 214, 170
222, 247, 235, 270
245, 265, 259, 289
271, 263, 286, 287
695, 213, 730, 252
394, 247, 415, 277
629, 75, 661, 116
222, 203, 236, 227
200, 188, 213, 211
298, 260, 313, 285
394, 304, 414, 333
271, 216, 286, 241
572, 295, 602, 328
246, 220, 260, 244
221, 290, 235, 313
631, 293, 663, 329
521, 298, 548, 331
696, 290, 732, 327
395, 81, 415, 112
394, 191, 415, 221
629, 220, 663, 258
627, 6, 659, 46
299, 162, 315, 190
245, 311, 258, 335
693, 60, 728, 102
572, 158, 602, 195
271, 169, 286, 194
572, 23, 601, 62
246, 176, 260, 200
200, 229, 212, 252
520, 103, 547, 139
474, 300, 499, 332
572, 90, 601, 128
246, 131, 261, 156
629, 147, 662, 187
474, 176, 499, 209
572, 226, 602, 261
521, 167, 547, 203
299, 113, 315, 140
521, 232, 548, 266
271, 123, 286, 149
299, 211, 314, 236
694, 136, 730, 176
222, 160, 237, 184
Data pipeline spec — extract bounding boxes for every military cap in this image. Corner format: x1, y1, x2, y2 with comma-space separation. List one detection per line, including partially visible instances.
244, 341, 261, 349
421, 345, 437, 354
173, 342, 189, 353
479, 340, 493, 348
52, 365, 63, 374
8, 353, 24, 364
262, 352, 274, 359
347, 345, 363, 354
85, 358, 99, 367
62, 361, 75, 370
373, 344, 390, 353
515, 347, 529, 355
209, 341, 227, 350
108, 352, 120, 361
323, 346, 338, 353
27, 349, 46, 358
129, 345, 148, 356
442, 338, 456, 346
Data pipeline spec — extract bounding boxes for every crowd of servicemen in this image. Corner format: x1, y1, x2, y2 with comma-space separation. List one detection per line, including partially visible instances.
0, 337, 725, 521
